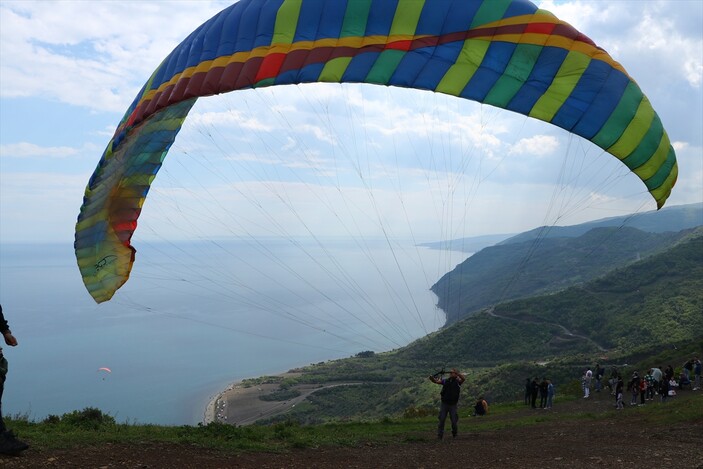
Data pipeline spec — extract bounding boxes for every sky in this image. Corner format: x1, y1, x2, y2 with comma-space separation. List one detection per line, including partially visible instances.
1, 0, 702, 245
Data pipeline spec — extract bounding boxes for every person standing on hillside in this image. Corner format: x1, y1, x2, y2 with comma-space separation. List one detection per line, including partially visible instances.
593, 363, 603, 392
693, 357, 701, 391
650, 367, 663, 394
664, 365, 674, 382
615, 376, 624, 410
429, 368, 465, 439
545, 380, 555, 409
682, 359, 693, 381
608, 366, 619, 395
582, 369, 592, 398
644, 370, 656, 400
659, 376, 670, 403
629, 372, 640, 406
0, 305, 29, 455
524, 378, 531, 405
639, 374, 647, 405
539, 378, 548, 408
530, 377, 539, 408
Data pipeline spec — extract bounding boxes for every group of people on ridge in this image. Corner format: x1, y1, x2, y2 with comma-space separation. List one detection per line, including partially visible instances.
524, 377, 555, 409
586, 361, 701, 410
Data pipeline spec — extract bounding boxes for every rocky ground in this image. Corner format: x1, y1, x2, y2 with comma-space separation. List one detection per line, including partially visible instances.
2, 389, 701, 468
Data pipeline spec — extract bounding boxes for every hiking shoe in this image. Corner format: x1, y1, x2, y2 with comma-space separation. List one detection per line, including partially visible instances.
0, 430, 29, 455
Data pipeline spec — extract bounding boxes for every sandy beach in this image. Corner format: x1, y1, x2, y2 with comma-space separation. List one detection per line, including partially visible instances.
203, 372, 309, 426
203, 372, 366, 426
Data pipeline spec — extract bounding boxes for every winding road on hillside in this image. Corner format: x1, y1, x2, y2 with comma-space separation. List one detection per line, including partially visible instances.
486, 307, 608, 352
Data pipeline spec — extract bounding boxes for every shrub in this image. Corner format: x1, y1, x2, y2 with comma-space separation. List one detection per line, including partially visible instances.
42, 415, 61, 425
61, 407, 116, 430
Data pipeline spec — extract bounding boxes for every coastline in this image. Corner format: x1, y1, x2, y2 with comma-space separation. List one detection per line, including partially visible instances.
203, 371, 368, 426
203, 371, 305, 426
203, 382, 237, 425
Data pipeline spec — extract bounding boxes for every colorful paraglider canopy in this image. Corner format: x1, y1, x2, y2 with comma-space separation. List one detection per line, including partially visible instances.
75, 0, 678, 303
98, 367, 112, 373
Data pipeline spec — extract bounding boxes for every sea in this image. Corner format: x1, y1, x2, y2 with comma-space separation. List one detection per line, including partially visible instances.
0, 239, 467, 425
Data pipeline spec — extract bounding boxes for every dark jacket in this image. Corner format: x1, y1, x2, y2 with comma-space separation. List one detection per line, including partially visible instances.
0, 305, 8, 334
0, 304, 9, 354
440, 377, 462, 405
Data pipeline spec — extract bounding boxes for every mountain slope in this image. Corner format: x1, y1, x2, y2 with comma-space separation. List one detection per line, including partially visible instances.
250, 230, 702, 422
415, 229, 703, 365
419, 203, 702, 254
499, 202, 702, 245
432, 226, 693, 324
492, 228, 703, 351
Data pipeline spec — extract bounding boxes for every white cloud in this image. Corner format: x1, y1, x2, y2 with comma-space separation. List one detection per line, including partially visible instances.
298, 124, 338, 146
281, 137, 297, 152
672, 141, 689, 152
189, 109, 274, 132
0, 1, 230, 112
0, 142, 103, 160
0, 142, 78, 158
666, 143, 703, 207
508, 135, 559, 157
538, 1, 702, 89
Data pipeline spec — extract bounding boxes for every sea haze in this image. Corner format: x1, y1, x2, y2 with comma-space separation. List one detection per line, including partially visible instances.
0, 239, 466, 425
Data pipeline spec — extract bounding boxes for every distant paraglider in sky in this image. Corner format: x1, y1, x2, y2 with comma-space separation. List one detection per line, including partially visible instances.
75, 0, 678, 304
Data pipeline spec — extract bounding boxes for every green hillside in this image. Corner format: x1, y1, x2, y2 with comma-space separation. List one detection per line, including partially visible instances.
433, 226, 693, 324
254, 230, 703, 423
492, 229, 703, 351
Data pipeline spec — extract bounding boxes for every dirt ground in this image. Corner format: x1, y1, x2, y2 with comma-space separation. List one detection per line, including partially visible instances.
2, 389, 702, 468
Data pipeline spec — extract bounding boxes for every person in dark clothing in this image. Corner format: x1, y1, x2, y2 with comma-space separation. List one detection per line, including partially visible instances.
608, 366, 619, 395
524, 378, 531, 405
659, 376, 670, 403
530, 378, 539, 409
615, 376, 624, 409
664, 365, 674, 382
539, 378, 549, 408
473, 397, 488, 416
429, 368, 465, 439
683, 359, 693, 380
594, 364, 604, 392
0, 305, 29, 455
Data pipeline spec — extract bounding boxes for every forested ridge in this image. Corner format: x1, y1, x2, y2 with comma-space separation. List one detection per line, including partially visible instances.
432, 202, 702, 324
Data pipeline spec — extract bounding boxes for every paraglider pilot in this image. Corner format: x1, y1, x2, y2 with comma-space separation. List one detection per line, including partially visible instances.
0, 305, 29, 455
429, 368, 465, 439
